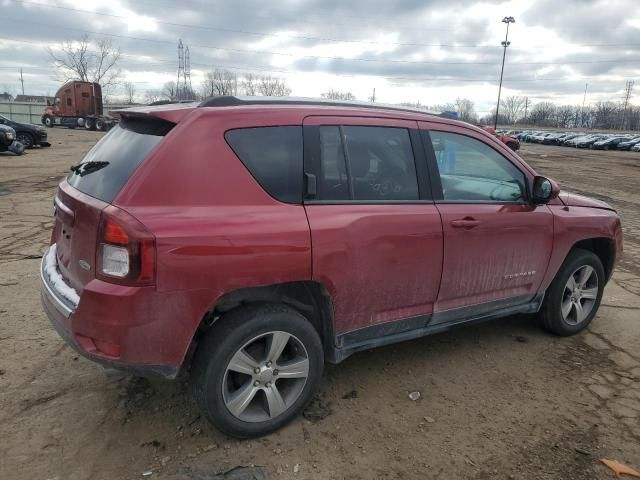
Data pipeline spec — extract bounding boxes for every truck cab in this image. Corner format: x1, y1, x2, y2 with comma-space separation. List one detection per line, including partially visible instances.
42, 81, 111, 131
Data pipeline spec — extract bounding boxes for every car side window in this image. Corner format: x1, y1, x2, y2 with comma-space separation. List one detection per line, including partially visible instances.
225, 126, 303, 204
318, 126, 419, 201
429, 131, 526, 203
318, 126, 350, 200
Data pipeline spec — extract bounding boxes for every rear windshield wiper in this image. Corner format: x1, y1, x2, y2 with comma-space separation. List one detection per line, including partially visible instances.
70, 161, 110, 176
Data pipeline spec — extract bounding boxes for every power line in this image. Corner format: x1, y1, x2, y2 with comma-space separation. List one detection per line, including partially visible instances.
2, 19, 639, 68
7, 1, 640, 51
0, 37, 638, 89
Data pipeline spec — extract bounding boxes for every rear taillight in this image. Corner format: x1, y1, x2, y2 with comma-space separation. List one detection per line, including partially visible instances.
96, 206, 156, 286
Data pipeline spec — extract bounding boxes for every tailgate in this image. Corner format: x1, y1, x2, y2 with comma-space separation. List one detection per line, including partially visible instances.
53, 181, 108, 293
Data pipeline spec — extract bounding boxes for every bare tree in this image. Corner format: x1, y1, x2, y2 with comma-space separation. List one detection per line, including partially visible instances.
202, 69, 238, 97
554, 105, 574, 128
321, 89, 356, 100
258, 76, 292, 96
144, 89, 162, 104
593, 101, 619, 129
454, 97, 478, 123
501, 96, 527, 124
241, 73, 259, 96
161, 81, 177, 101
123, 82, 136, 104
529, 102, 556, 126
48, 35, 122, 90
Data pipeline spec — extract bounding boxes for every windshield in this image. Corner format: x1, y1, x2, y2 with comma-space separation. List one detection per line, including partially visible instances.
67, 118, 173, 202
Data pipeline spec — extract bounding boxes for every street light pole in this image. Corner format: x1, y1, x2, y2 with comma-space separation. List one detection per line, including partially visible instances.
494, 16, 515, 130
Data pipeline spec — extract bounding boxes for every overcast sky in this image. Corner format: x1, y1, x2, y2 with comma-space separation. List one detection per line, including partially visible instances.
1, 0, 639, 115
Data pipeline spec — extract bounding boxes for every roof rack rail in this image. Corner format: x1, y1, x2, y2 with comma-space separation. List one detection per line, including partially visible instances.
198, 96, 444, 117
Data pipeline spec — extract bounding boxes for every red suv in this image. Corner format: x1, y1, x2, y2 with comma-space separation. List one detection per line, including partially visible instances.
41, 97, 623, 437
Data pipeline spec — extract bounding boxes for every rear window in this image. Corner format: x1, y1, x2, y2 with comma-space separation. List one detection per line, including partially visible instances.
67, 118, 172, 203
225, 126, 303, 203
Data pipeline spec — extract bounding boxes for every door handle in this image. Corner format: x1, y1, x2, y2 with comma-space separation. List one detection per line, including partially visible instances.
451, 217, 480, 229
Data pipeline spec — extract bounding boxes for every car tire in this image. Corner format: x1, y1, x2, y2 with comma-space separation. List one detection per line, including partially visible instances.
16, 132, 34, 148
539, 249, 605, 336
507, 142, 518, 151
191, 303, 324, 438
42, 115, 53, 128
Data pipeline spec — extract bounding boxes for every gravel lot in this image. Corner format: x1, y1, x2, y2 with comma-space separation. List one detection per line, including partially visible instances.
1, 129, 639, 480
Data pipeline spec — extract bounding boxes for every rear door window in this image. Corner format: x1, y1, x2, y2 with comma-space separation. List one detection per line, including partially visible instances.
317, 125, 419, 201
225, 126, 303, 203
67, 118, 172, 203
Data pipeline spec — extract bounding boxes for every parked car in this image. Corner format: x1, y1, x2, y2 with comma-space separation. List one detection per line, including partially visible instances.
520, 131, 541, 142
40, 97, 623, 438
531, 132, 554, 143
573, 135, 605, 148
0, 114, 50, 148
542, 133, 565, 145
631, 143, 640, 152
481, 126, 520, 151
616, 136, 640, 151
592, 136, 630, 150
0, 124, 24, 155
558, 133, 584, 145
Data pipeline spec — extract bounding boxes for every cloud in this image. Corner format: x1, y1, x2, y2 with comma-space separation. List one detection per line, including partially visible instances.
0, 0, 639, 113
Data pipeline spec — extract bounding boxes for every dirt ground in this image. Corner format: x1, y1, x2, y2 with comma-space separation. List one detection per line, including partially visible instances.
1, 129, 639, 480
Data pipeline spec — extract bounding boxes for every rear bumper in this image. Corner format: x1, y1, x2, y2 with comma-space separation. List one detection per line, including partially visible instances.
40, 246, 181, 379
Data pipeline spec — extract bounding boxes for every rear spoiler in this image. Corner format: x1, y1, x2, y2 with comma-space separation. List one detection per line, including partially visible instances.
112, 102, 198, 124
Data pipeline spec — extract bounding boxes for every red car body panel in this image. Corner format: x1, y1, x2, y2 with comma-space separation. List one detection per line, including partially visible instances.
434, 203, 553, 311
39, 102, 623, 376
306, 203, 443, 334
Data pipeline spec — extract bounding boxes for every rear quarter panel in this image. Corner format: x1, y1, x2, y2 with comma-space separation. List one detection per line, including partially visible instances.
113, 108, 312, 354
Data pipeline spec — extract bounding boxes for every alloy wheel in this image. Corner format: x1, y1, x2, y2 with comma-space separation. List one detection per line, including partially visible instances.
561, 265, 599, 325
222, 331, 309, 422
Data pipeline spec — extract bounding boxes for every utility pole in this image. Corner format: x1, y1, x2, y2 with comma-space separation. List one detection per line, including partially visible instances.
621, 80, 634, 130
176, 39, 185, 101
581, 83, 588, 128
494, 16, 515, 130
19, 69, 24, 95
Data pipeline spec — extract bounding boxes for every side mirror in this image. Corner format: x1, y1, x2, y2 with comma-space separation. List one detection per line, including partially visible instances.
531, 176, 560, 204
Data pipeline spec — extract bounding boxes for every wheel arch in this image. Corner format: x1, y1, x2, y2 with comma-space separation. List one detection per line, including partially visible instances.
184, 281, 336, 371
569, 237, 615, 282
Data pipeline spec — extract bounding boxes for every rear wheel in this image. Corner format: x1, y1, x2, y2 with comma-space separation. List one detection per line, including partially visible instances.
95, 119, 105, 131
539, 249, 605, 336
85, 118, 95, 130
191, 304, 324, 438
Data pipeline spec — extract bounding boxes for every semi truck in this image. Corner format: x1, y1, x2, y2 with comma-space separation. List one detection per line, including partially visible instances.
42, 81, 117, 131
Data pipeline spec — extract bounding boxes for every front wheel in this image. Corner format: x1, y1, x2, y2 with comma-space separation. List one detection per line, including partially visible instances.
16, 132, 34, 148
191, 304, 324, 438
539, 249, 605, 336
42, 115, 53, 127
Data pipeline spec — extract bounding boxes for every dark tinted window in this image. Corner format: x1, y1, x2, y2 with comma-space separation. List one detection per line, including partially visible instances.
318, 126, 349, 200
225, 126, 302, 203
317, 126, 419, 201
67, 119, 171, 202
430, 131, 525, 202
